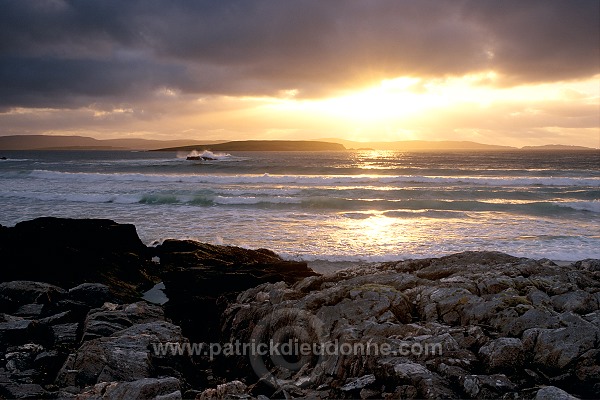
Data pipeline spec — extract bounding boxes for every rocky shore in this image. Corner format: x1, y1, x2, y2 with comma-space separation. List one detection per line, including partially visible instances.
0, 217, 598, 399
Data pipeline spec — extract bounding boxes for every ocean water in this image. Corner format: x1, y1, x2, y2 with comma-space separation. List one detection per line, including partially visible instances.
0, 149, 598, 262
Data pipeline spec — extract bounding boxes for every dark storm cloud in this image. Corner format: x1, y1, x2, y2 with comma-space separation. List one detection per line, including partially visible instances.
0, 0, 598, 108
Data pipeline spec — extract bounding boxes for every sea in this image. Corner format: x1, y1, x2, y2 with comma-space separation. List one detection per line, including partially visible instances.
0, 149, 598, 265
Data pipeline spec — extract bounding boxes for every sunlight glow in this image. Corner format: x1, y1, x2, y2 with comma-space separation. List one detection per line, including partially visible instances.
258, 72, 599, 144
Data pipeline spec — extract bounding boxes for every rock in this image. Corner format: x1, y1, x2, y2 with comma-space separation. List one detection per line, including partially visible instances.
0, 319, 33, 350
82, 301, 165, 341
2, 218, 599, 399
0, 382, 48, 399
376, 359, 455, 399
156, 239, 318, 342
52, 323, 80, 347
535, 385, 578, 400
14, 304, 46, 318
340, 374, 376, 391
532, 324, 598, 371
77, 377, 182, 400
0, 281, 66, 313
198, 380, 247, 400
459, 374, 517, 398
503, 308, 560, 336
4, 343, 45, 373
551, 290, 598, 314
573, 259, 600, 272
220, 251, 600, 399
478, 338, 524, 372
527, 289, 551, 306
33, 350, 66, 383
37, 311, 73, 326
0, 218, 156, 300
56, 321, 187, 388
67, 284, 114, 309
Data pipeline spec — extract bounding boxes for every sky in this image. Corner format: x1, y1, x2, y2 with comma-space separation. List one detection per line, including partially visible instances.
0, 0, 598, 147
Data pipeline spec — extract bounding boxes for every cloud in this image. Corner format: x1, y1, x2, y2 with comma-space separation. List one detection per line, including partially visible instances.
0, 0, 598, 110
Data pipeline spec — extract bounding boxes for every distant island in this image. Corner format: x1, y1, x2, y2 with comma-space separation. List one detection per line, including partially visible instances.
152, 140, 346, 152
320, 138, 599, 152
0, 134, 597, 152
520, 144, 598, 151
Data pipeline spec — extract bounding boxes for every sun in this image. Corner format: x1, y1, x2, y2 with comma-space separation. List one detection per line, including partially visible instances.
259, 76, 453, 141
272, 77, 432, 124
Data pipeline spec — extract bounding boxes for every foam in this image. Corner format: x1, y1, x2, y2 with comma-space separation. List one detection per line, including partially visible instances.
27, 169, 600, 187
180, 150, 232, 160
554, 200, 600, 213
3, 187, 597, 216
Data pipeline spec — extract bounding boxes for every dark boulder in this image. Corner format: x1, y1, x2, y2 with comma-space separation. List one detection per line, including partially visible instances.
0, 319, 34, 351
154, 239, 318, 343
67, 283, 114, 309
0, 281, 66, 314
0, 218, 157, 300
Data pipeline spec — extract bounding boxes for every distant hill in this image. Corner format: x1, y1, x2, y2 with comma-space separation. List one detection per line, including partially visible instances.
319, 138, 517, 151
0, 135, 223, 150
152, 140, 346, 152
1, 135, 596, 152
521, 144, 597, 151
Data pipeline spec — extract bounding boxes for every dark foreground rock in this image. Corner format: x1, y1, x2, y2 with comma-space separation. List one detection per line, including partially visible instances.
0, 279, 191, 399
0, 218, 598, 399
153, 239, 317, 343
0, 218, 156, 300
0, 218, 319, 398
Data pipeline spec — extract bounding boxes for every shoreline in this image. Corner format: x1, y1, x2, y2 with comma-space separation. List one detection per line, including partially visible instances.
0, 217, 599, 399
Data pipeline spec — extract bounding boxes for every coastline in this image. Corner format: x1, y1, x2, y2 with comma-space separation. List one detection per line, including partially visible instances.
0, 217, 599, 399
